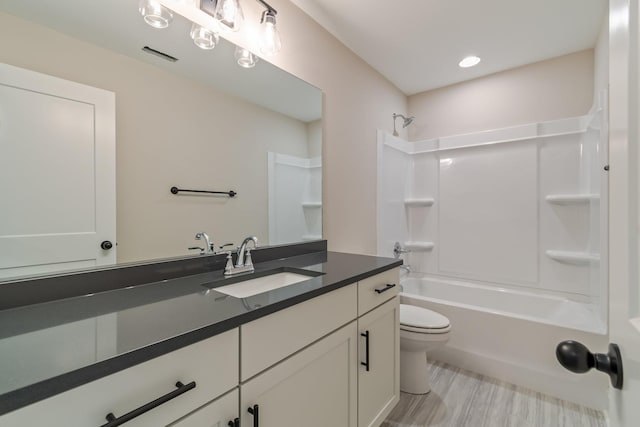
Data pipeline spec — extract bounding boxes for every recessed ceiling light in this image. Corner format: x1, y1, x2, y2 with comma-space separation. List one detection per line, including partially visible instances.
459, 56, 481, 68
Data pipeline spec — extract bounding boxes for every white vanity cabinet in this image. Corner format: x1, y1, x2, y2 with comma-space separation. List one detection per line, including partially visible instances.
241, 321, 359, 427
1, 329, 239, 427
358, 298, 400, 427
170, 389, 239, 427
239, 268, 400, 427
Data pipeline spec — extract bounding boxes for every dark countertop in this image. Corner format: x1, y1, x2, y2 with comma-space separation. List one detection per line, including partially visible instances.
0, 247, 401, 415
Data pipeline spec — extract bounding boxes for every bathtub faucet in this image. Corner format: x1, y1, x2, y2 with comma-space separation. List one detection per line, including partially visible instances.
393, 241, 411, 259
400, 264, 411, 273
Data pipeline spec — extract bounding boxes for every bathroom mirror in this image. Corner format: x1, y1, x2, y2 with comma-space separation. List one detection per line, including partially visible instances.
0, 0, 322, 281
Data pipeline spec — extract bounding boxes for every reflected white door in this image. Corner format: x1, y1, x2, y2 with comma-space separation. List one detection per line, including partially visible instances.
0, 63, 115, 279
608, 0, 640, 425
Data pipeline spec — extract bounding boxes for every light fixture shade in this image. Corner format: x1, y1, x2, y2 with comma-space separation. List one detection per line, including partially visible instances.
234, 46, 259, 68
138, 0, 174, 29
214, 0, 244, 32
190, 23, 219, 50
259, 11, 281, 56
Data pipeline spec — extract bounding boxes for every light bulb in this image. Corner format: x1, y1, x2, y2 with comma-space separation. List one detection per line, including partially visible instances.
214, 0, 244, 32
138, 0, 173, 29
235, 46, 259, 68
259, 11, 281, 56
190, 23, 219, 50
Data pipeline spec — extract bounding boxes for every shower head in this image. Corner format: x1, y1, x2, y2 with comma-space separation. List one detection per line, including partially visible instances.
403, 116, 414, 127
392, 113, 415, 136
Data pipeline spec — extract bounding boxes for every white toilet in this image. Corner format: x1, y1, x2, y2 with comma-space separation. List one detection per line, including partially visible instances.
399, 303, 451, 394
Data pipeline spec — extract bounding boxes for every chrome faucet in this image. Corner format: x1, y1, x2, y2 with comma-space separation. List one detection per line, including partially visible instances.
194, 232, 215, 254
236, 236, 258, 267
224, 236, 259, 276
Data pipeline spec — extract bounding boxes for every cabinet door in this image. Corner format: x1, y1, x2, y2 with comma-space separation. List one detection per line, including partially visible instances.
358, 297, 400, 427
170, 389, 238, 427
241, 322, 358, 427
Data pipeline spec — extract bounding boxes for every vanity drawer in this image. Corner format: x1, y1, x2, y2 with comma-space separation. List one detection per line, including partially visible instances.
241, 283, 357, 381
358, 268, 400, 316
2, 328, 239, 427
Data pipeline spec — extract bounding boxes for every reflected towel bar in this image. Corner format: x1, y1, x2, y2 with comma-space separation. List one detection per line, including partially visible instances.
170, 186, 236, 197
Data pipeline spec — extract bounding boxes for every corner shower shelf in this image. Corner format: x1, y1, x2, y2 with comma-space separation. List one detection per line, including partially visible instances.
302, 234, 323, 241
404, 198, 435, 207
545, 250, 600, 265
545, 194, 600, 205
404, 241, 435, 252
301, 202, 322, 208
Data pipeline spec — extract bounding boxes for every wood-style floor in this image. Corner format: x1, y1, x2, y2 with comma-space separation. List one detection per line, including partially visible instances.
382, 361, 607, 427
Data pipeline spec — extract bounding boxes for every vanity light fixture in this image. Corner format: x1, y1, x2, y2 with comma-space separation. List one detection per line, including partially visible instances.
139, 0, 174, 29
458, 55, 481, 68
257, 0, 281, 55
213, 0, 244, 32
190, 23, 220, 49
235, 46, 259, 68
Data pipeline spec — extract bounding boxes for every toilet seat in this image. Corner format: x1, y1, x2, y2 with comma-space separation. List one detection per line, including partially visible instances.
400, 304, 450, 334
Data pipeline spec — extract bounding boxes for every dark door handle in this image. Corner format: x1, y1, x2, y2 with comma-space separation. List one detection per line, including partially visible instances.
101, 240, 114, 250
361, 331, 370, 371
228, 418, 240, 427
247, 404, 259, 427
101, 381, 196, 426
556, 341, 623, 389
375, 283, 396, 294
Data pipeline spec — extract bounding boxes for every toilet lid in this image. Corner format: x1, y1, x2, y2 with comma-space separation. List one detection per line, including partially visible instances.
400, 304, 450, 329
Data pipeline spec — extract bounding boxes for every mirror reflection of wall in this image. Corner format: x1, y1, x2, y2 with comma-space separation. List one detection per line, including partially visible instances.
0, 0, 322, 281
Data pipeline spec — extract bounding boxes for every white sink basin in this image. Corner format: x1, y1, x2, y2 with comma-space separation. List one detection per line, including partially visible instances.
214, 272, 314, 298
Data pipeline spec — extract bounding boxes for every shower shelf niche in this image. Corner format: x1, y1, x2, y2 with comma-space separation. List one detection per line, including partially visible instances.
404, 198, 435, 207
545, 194, 600, 205
404, 241, 435, 252
302, 234, 323, 241
545, 250, 600, 265
301, 201, 322, 208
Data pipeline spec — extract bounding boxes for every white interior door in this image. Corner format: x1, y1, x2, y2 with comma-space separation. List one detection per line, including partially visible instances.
608, 0, 640, 425
0, 63, 116, 279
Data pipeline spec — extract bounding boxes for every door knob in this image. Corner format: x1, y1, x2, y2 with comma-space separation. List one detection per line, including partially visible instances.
556, 340, 623, 389
100, 240, 113, 250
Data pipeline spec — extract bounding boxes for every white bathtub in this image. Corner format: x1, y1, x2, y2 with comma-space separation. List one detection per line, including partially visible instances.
401, 276, 606, 334
400, 275, 609, 410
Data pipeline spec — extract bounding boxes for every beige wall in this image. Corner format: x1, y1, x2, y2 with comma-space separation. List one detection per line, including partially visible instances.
215, 0, 408, 255
407, 50, 595, 141
0, 12, 313, 263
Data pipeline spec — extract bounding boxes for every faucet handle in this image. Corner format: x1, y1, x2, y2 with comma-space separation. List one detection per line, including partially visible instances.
218, 243, 234, 252
223, 252, 235, 275
244, 249, 253, 267
188, 246, 205, 254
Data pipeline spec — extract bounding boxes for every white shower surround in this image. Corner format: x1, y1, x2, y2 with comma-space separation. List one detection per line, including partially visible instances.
377, 110, 608, 409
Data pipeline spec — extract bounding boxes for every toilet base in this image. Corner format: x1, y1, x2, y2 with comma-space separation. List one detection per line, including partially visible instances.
400, 350, 431, 394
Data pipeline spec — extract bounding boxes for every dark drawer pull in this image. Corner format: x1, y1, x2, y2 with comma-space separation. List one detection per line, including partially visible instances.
228, 418, 240, 427
375, 283, 396, 294
248, 404, 259, 427
101, 381, 196, 427
361, 331, 370, 372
